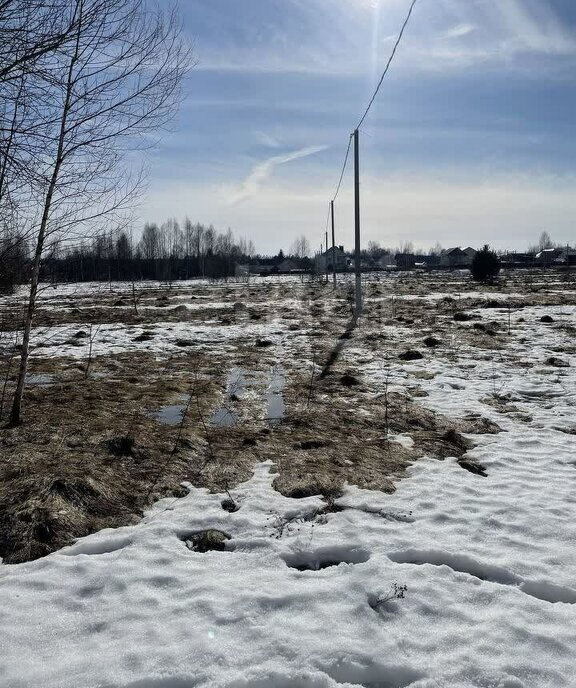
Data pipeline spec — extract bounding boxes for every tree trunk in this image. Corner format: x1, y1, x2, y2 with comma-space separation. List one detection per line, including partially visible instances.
9, 2, 80, 425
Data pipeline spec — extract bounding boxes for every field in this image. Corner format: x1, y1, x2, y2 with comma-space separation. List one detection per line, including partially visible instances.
1, 270, 575, 687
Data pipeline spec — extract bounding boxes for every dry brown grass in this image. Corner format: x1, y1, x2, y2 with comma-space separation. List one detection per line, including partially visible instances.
0, 351, 222, 563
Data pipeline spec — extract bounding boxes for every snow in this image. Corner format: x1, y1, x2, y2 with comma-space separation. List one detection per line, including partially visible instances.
2, 434, 575, 687
1, 295, 575, 687
367, 291, 528, 303
10, 319, 292, 360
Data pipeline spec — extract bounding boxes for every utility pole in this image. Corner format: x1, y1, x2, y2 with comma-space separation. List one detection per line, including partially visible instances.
331, 200, 336, 288
325, 229, 329, 284
353, 128, 362, 316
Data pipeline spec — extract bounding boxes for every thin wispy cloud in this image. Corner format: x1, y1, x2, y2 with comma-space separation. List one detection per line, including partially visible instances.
227, 145, 328, 205
440, 24, 475, 40
186, 0, 576, 75
255, 132, 284, 149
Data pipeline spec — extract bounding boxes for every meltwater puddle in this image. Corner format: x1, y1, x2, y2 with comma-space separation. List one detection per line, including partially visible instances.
266, 365, 285, 426
211, 365, 285, 427
26, 373, 55, 386
149, 394, 190, 426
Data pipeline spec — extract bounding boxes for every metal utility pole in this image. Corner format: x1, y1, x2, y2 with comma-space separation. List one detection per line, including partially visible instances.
330, 200, 336, 288
353, 128, 362, 316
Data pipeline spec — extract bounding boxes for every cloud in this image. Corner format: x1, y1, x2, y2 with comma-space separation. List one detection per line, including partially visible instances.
226, 145, 328, 205
186, 0, 576, 77
440, 24, 475, 40
255, 132, 284, 149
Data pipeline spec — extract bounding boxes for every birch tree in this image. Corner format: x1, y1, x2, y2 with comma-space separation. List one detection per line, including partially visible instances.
8, 0, 189, 425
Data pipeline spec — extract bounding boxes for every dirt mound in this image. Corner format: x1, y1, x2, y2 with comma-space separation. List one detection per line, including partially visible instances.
399, 350, 424, 361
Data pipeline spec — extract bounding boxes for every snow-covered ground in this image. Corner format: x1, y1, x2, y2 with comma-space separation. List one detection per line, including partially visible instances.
14, 319, 291, 359
0, 291, 575, 687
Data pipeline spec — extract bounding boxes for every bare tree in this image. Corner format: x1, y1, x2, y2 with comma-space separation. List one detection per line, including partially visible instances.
290, 234, 311, 258
8, 0, 190, 425
1, 1, 82, 255
367, 240, 380, 257
538, 231, 553, 251
0, 0, 79, 82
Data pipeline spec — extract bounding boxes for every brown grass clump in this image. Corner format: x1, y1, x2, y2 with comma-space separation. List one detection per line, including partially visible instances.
0, 460, 139, 563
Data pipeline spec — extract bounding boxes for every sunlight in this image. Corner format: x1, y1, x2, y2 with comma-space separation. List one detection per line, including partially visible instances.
370, 0, 383, 85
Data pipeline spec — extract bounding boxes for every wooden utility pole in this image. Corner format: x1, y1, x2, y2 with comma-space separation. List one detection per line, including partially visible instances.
330, 200, 336, 288
353, 128, 362, 316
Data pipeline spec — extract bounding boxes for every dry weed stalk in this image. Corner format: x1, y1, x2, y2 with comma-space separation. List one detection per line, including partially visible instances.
84, 324, 101, 379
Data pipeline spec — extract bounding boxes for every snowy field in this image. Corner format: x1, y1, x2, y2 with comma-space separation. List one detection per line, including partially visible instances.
0, 272, 575, 687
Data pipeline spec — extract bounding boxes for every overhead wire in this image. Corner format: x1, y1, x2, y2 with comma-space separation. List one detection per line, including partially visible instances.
319, 0, 419, 259
356, 0, 419, 131
324, 203, 331, 242
331, 133, 353, 203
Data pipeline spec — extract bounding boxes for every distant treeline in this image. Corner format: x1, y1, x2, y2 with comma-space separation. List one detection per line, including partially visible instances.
1, 221, 293, 291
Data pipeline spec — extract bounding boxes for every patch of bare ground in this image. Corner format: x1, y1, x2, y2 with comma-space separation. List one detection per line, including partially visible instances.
480, 394, 534, 423
0, 296, 274, 333
269, 370, 500, 500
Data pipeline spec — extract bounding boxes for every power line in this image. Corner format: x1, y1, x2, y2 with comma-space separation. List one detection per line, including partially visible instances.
356, 0, 418, 131
324, 202, 331, 238
319, 0, 419, 274
325, 0, 418, 208
332, 133, 353, 203
319, 135, 351, 263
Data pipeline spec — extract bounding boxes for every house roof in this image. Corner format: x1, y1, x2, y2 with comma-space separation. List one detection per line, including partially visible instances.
536, 248, 562, 258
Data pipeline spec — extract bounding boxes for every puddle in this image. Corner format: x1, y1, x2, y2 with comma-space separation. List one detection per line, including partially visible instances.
228, 367, 246, 397
150, 400, 188, 426
266, 365, 285, 426
211, 406, 236, 427
181, 529, 231, 553
211, 365, 286, 427
211, 367, 244, 427
26, 374, 54, 386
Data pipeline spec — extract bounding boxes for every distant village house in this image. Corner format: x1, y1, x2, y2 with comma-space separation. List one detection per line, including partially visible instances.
315, 246, 347, 273
440, 247, 477, 269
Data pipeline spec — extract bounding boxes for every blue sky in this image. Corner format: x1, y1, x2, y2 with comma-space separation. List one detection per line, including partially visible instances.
139, 0, 576, 253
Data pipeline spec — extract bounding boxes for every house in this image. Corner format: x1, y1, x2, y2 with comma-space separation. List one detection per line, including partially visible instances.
555, 248, 576, 266
501, 252, 534, 268
395, 253, 416, 271
315, 245, 347, 272
440, 247, 469, 269
277, 259, 299, 273
462, 247, 477, 265
248, 258, 278, 274
420, 254, 441, 268
536, 248, 563, 266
